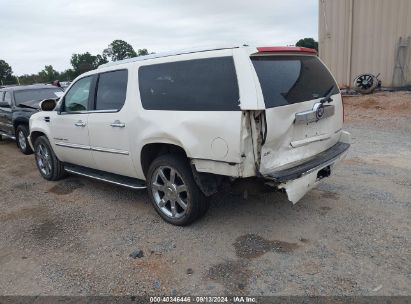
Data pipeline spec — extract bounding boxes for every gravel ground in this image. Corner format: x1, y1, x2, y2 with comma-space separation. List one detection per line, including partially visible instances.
0, 92, 410, 296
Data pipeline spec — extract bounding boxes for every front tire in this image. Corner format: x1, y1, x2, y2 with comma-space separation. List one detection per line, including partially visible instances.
147, 154, 209, 226
16, 125, 33, 155
34, 136, 66, 181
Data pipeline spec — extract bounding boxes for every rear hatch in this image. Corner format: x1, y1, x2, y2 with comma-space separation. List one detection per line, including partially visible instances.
250, 51, 344, 175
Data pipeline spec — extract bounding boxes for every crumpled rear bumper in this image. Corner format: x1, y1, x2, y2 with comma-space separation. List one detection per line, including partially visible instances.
264, 131, 351, 203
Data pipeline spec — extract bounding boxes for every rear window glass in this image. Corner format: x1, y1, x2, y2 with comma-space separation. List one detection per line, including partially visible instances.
95, 70, 128, 111
14, 88, 63, 105
251, 55, 339, 108
138, 57, 239, 111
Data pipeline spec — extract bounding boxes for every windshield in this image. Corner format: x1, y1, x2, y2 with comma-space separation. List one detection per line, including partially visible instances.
251, 55, 339, 108
14, 88, 63, 105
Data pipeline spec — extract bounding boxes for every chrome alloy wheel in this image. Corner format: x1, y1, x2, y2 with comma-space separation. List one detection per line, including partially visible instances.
18, 130, 27, 151
151, 166, 189, 219
35, 143, 52, 176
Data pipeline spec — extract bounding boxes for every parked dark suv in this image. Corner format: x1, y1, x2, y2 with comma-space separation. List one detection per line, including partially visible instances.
0, 85, 63, 154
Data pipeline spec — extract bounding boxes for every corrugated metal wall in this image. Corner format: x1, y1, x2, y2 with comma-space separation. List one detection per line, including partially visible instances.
319, 0, 411, 88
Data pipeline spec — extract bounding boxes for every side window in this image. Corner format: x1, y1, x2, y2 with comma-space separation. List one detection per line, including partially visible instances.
138, 57, 240, 111
0, 92, 4, 102
4, 92, 12, 106
95, 70, 128, 111
63, 76, 93, 112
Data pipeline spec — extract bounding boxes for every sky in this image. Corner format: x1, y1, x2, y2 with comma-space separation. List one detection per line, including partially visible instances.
1, 0, 318, 76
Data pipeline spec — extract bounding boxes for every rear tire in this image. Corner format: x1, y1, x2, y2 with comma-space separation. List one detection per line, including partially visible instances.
34, 136, 66, 181
147, 154, 209, 226
16, 125, 33, 155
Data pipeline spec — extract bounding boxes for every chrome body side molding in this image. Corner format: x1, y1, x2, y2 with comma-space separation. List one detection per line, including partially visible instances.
55, 142, 129, 155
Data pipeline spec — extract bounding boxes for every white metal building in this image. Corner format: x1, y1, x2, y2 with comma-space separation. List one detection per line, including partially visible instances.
319, 0, 411, 88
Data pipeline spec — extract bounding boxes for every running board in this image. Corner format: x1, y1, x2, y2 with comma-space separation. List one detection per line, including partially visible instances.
64, 164, 147, 189
0, 132, 16, 140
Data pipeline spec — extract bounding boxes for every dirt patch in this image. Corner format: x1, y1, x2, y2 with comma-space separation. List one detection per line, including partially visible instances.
30, 218, 63, 241
320, 206, 332, 211
0, 206, 47, 222
335, 276, 358, 293
48, 179, 84, 195
131, 255, 175, 292
233, 234, 299, 259
319, 206, 332, 216
343, 157, 366, 166
320, 191, 340, 200
344, 92, 411, 112
343, 92, 411, 124
7, 166, 31, 177
363, 153, 411, 171
206, 260, 250, 294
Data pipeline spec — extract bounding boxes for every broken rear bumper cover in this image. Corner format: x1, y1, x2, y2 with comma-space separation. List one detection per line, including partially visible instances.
264, 131, 351, 203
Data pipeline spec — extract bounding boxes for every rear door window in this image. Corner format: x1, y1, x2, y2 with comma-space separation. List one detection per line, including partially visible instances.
251, 55, 339, 108
95, 70, 128, 111
138, 57, 239, 111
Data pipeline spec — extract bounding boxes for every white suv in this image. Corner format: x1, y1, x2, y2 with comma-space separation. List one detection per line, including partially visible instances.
29, 45, 350, 225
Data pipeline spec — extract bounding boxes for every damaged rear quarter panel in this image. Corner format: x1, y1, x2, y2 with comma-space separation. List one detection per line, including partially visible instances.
132, 109, 244, 178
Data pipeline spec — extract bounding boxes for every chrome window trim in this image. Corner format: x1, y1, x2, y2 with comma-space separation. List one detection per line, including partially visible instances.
59, 109, 119, 115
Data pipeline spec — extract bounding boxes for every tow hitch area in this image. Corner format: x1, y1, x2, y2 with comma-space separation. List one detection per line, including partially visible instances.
277, 170, 321, 204
317, 166, 331, 179
271, 141, 350, 204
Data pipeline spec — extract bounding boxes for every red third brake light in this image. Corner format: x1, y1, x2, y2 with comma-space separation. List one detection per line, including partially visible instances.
257, 46, 317, 55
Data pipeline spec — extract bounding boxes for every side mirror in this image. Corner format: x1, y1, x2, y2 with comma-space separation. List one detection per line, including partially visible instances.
40, 99, 57, 111
0, 101, 10, 108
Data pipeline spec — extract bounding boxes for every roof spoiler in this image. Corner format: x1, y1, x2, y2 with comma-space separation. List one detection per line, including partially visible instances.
256, 46, 317, 55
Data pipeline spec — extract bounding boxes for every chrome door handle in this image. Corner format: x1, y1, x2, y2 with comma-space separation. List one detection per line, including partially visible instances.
74, 120, 86, 127
110, 120, 125, 128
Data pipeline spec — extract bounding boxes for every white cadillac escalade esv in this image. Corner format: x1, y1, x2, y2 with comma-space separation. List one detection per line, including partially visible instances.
29, 45, 350, 225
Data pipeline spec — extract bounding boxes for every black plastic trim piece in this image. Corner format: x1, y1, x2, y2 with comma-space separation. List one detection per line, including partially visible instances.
265, 142, 350, 183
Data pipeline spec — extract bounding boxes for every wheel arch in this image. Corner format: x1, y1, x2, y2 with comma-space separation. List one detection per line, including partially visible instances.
30, 130, 48, 146
140, 142, 188, 178
140, 141, 224, 197
13, 117, 29, 130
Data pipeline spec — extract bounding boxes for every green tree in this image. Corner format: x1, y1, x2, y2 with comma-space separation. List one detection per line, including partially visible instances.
296, 38, 318, 51
70, 52, 108, 77
59, 69, 76, 82
103, 40, 137, 61
19, 74, 40, 85
0, 59, 14, 85
38, 65, 59, 83
137, 48, 149, 56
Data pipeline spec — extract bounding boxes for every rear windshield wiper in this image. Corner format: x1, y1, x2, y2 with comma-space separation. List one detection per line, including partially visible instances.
320, 85, 336, 104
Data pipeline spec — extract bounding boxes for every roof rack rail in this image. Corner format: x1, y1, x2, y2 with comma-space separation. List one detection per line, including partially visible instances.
98, 44, 243, 69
